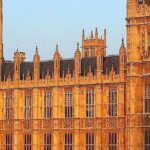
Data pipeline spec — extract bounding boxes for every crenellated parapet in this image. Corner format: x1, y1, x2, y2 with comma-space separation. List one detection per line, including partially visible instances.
82, 28, 107, 58
0, 29, 126, 89
142, 50, 150, 61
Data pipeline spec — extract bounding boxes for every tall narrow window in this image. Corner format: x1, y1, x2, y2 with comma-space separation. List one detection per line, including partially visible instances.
144, 130, 150, 150
65, 133, 73, 150
24, 133, 32, 150
6, 134, 13, 150
6, 91, 14, 119
24, 90, 32, 119
44, 90, 52, 119
44, 133, 51, 150
91, 48, 95, 57
109, 132, 117, 150
65, 90, 73, 118
85, 48, 89, 57
109, 88, 117, 116
86, 90, 94, 118
148, 31, 150, 52
145, 85, 150, 113
86, 132, 94, 150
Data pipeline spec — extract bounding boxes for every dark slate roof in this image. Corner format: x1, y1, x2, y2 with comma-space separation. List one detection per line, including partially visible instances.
81, 57, 97, 76
40, 60, 54, 78
103, 55, 119, 74
20, 62, 34, 80
60, 59, 75, 77
1, 55, 120, 81
1, 61, 14, 81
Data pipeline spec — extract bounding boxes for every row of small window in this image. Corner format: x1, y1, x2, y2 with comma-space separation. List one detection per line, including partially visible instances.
84, 48, 95, 57
5, 130, 150, 150
5, 89, 118, 119
5, 132, 118, 150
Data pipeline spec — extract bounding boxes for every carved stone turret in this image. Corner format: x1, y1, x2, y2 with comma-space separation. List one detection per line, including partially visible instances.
54, 44, 61, 80
33, 46, 40, 81
0, 0, 3, 62
14, 50, 25, 81
82, 28, 107, 58
74, 42, 81, 77
0, 0, 3, 81
119, 38, 126, 74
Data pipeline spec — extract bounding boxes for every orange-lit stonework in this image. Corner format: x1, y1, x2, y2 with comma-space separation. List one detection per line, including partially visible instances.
0, 0, 150, 150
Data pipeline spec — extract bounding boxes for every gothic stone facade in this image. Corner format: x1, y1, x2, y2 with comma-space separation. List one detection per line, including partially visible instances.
0, 0, 150, 150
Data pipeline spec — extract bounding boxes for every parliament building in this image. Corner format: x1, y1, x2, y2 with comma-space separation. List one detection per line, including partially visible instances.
0, 0, 150, 150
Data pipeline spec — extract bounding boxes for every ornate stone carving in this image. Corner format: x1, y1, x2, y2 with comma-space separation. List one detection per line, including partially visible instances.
85, 119, 94, 128
23, 120, 32, 129
64, 119, 72, 129
107, 118, 117, 128
5, 120, 14, 130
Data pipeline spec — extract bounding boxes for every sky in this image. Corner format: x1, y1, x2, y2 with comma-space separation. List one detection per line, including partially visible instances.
3, 0, 126, 60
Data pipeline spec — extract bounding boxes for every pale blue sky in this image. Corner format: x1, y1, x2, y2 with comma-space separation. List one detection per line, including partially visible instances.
3, 0, 126, 60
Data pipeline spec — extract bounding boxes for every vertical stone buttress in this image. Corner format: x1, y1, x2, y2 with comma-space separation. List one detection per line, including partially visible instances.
0, 0, 3, 81
126, 0, 150, 149
74, 42, 81, 82
0, 0, 3, 62
54, 44, 60, 83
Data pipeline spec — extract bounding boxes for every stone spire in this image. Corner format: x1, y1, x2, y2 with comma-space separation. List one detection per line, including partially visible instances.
95, 28, 98, 39
75, 42, 81, 77
34, 46, 40, 61
119, 38, 126, 74
0, 0, 3, 62
120, 38, 126, 52
54, 44, 60, 58
54, 44, 61, 80
82, 29, 85, 40
34, 46, 40, 81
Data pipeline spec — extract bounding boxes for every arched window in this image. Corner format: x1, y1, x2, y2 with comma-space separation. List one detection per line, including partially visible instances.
24, 133, 32, 150
24, 90, 32, 119
86, 89, 94, 118
91, 48, 95, 57
64, 133, 73, 150
44, 133, 52, 150
84, 48, 89, 58
44, 90, 52, 119
6, 134, 13, 150
6, 91, 14, 119
137, 0, 143, 5
109, 87, 117, 116
148, 31, 150, 52
65, 90, 73, 118
86, 132, 94, 150
108, 132, 117, 150
144, 84, 150, 113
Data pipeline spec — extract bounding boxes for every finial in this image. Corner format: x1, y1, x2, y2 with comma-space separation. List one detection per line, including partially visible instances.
91, 31, 93, 39
77, 42, 79, 49
104, 29, 106, 40
16, 44, 19, 52
83, 29, 85, 34
122, 37, 124, 43
67, 64, 70, 74
95, 28, 98, 39
56, 44, 59, 51
121, 37, 125, 47
96, 28, 98, 33
82, 29, 85, 40
35, 45, 38, 53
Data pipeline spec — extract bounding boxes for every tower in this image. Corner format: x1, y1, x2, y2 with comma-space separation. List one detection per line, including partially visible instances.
0, 0, 3, 62
82, 28, 106, 58
127, 0, 150, 62
126, 0, 150, 149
